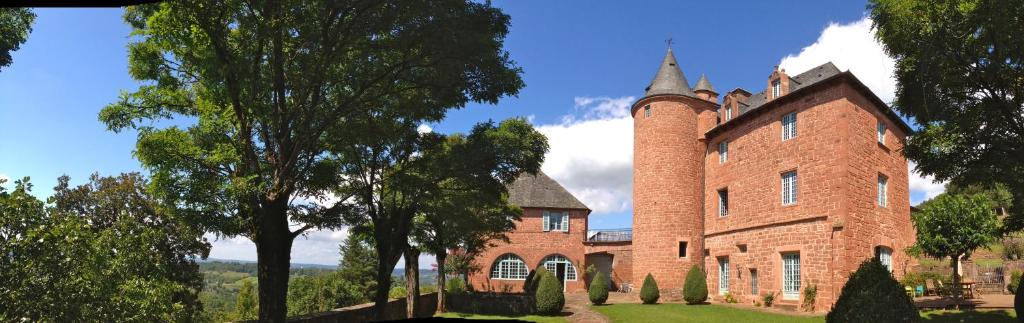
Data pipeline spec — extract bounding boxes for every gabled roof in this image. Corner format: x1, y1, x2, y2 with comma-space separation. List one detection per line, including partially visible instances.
507, 171, 590, 211
643, 48, 694, 98
736, 62, 842, 116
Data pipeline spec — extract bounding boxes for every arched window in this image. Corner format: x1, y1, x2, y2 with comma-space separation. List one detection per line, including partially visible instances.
541, 254, 578, 281
490, 254, 528, 280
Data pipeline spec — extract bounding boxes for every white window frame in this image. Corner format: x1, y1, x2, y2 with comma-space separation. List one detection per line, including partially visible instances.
490, 254, 529, 280
782, 253, 801, 300
644, 105, 651, 118
781, 171, 797, 205
718, 189, 729, 217
782, 112, 797, 141
719, 140, 728, 164
878, 247, 893, 273
877, 120, 887, 144
726, 106, 733, 120
878, 175, 888, 207
542, 211, 569, 232
772, 80, 781, 98
750, 269, 759, 296
719, 257, 730, 295
541, 254, 577, 281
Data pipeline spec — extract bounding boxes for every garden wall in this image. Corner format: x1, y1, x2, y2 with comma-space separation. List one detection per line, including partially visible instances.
446, 292, 534, 316
285, 292, 438, 323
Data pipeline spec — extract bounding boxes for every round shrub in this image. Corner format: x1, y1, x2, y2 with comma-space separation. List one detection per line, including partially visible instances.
447, 278, 466, 295
826, 259, 918, 323
534, 269, 564, 315
639, 273, 660, 304
1009, 271, 1022, 294
683, 265, 708, 305
589, 271, 609, 305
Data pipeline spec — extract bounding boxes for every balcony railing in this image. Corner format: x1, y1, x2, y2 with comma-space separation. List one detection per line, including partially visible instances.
587, 228, 632, 242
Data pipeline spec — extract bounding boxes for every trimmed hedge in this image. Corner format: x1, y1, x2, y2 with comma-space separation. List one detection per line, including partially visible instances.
534, 269, 564, 314
826, 259, 918, 323
589, 271, 609, 305
683, 265, 708, 305
639, 273, 660, 304
524, 267, 545, 295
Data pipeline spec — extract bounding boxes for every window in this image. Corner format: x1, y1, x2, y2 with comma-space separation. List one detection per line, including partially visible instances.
726, 106, 733, 120
876, 246, 893, 273
543, 211, 569, 232
678, 241, 688, 258
878, 175, 888, 207
781, 112, 797, 140
781, 171, 798, 205
750, 269, 759, 295
782, 253, 801, 300
719, 141, 728, 163
877, 120, 887, 144
737, 244, 747, 253
772, 80, 781, 98
718, 189, 729, 217
644, 105, 651, 118
541, 255, 577, 281
718, 257, 730, 295
490, 254, 528, 280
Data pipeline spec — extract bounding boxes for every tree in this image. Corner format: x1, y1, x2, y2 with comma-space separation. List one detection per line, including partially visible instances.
287, 272, 363, 317
912, 193, 999, 300
588, 271, 609, 305
683, 265, 708, 305
339, 119, 544, 318
0, 174, 210, 322
639, 273, 659, 304
869, 0, 1024, 228
826, 260, 918, 323
101, 1, 522, 320
338, 233, 377, 302
0, 8, 34, 71
235, 279, 258, 321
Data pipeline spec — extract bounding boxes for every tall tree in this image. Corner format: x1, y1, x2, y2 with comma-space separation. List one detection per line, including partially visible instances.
912, 192, 1000, 300
870, 0, 1024, 227
338, 233, 378, 302
0, 174, 210, 322
0, 8, 34, 71
101, 1, 522, 320
339, 118, 546, 318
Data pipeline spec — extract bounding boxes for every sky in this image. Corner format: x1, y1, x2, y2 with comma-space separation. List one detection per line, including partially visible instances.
0, 2, 947, 268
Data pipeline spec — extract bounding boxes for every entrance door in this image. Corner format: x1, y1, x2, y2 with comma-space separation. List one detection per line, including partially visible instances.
556, 262, 567, 291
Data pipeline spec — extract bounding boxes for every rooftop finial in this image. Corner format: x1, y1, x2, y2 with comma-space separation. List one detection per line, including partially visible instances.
665, 37, 674, 49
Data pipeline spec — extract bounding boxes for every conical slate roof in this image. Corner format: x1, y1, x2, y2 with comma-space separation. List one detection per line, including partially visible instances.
643, 48, 694, 97
694, 73, 715, 92
507, 171, 590, 211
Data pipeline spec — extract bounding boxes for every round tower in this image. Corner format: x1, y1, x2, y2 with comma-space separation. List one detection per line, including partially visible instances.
631, 48, 718, 288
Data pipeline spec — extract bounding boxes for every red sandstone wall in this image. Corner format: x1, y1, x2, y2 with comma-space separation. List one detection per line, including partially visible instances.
468, 207, 588, 292
631, 95, 717, 289
584, 242, 634, 289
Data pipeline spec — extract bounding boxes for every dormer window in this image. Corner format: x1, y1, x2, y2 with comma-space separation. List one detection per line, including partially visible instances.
772, 80, 781, 99
726, 106, 733, 120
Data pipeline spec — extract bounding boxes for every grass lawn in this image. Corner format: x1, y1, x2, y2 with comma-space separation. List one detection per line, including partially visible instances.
435, 312, 567, 323
921, 309, 1016, 323
591, 303, 825, 323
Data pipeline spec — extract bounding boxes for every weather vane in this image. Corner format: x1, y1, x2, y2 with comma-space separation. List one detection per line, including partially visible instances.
665, 37, 673, 48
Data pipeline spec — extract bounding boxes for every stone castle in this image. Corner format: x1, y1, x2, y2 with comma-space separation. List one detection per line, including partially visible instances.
467, 48, 914, 311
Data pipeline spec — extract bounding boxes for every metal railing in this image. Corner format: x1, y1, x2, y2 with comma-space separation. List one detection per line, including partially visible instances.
587, 228, 632, 242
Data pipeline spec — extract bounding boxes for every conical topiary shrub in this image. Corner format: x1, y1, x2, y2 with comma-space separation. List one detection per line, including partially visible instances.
639, 273, 660, 304
683, 265, 708, 305
589, 271, 609, 305
524, 267, 544, 295
826, 259, 918, 323
534, 269, 565, 314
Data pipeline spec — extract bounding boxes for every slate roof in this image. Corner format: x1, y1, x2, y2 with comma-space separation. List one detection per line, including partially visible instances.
643, 48, 695, 98
694, 73, 715, 92
736, 62, 842, 116
507, 171, 590, 211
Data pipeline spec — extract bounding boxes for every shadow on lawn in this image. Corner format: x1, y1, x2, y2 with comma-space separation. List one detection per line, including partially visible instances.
923, 310, 1015, 323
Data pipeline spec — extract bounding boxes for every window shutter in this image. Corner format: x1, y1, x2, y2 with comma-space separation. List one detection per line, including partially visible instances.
563, 212, 569, 232
542, 211, 550, 231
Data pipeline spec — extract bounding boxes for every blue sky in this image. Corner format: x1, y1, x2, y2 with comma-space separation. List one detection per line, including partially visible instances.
0, 2, 946, 267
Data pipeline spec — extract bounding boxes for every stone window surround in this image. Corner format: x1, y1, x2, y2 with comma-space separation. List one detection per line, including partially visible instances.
770, 244, 806, 303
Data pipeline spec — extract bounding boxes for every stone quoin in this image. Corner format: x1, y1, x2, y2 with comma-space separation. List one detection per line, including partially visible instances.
466, 47, 914, 312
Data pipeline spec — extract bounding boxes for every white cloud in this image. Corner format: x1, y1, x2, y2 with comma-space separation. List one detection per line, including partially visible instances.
779, 17, 897, 103
908, 161, 947, 205
417, 124, 433, 134
536, 96, 634, 215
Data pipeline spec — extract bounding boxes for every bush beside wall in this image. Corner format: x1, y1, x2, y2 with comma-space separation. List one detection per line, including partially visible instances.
639, 273, 659, 304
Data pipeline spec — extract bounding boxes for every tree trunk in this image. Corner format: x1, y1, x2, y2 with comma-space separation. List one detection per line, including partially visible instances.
374, 252, 394, 321
254, 201, 295, 322
951, 254, 961, 308
435, 252, 448, 313
405, 248, 421, 318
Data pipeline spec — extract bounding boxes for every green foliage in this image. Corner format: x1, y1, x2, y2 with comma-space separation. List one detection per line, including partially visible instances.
1003, 237, 1024, 260
1009, 271, 1022, 294
899, 271, 947, 290
0, 8, 35, 71
912, 193, 1000, 298
723, 292, 738, 304
588, 271, 609, 305
524, 267, 544, 295
389, 286, 408, 300
801, 284, 817, 312
446, 278, 467, 295
235, 279, 258, 321
870, 0, 1024, 230
639, 273, 660, 304
762, 292, 776, 307
287, 273, 364, 317
0, 175, 209, 322
534, 269, 565, 315
338, 234, 378, 302
683, 265, 708, 305
826, 260, 918, 323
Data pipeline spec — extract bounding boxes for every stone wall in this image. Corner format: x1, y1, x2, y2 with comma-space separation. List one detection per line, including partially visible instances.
585, 241, 633, 290
286, 293, 438, 323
